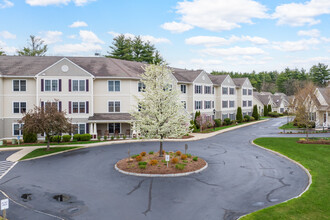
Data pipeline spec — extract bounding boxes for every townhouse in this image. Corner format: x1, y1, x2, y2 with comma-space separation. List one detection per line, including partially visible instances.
0, 56, 254, 139
310, 85, 330, 129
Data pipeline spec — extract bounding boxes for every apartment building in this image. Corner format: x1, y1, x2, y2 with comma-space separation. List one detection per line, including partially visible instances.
232, 78, 254, 116
0, 56, 254, 139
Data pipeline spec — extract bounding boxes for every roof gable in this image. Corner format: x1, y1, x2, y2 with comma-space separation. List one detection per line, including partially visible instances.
193, 71, 212, 84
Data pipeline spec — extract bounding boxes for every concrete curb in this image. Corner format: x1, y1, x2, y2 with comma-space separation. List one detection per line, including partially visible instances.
238, 140, 313, 219
114, 161, 208, 177
18, 147, 83, 162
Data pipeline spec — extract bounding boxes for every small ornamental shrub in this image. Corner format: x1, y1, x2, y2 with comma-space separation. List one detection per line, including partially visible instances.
123, 135, 127, 140
171, 157, 179, 164
139, 165, 146, 169
250, 116, 255, 121
138, 161, 147, 165
2, 140, 7, 145
193, 156, 198, 161
299, 138, 306, 141
131, 154, 139, 158
111, 136, 114, 140
187, 154, 192, 158
181, 154, 187, 160
73, 134, 81, 141
149, 160, 158, 166
224, 118, 231, 125
175, 164, 185, 170
244, 115, 250, 122
149, 151, 154, 155
104, 135, 108, 141
236, 107, 243, 123
268, 112, 280, 118
176, 151, 181, 156
252, 105, 259, 120
80, 134, 91, 141
214, 119, 221, 127
72, 139, 77, 142
140, 152, 147, 156
62, 135, 71, 142
97, 136, 101, 141
162, 150, 165, 155
23, 131, 38, 143
136, 155, 142, 161
116, 136, 120, 139
182, 160, 188, 163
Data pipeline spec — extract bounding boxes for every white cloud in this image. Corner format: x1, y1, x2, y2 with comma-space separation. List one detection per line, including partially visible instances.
0, 40, 16, 54
69, 21, 88, 28
321, 37, 330, 42
272, 38, 320, 52
53, 30, 103, 54
25, 0, 95, 6
67, 35, 77, 39
273, 0, 330, 26
0, 31, 16, 39
201, 46, 265, 56
190, 58, 223, 65
185, 35, 269, 47
161, 0, 268, 33
39, 31, 62, 44
108, 31, 170, 44
160, 22, 193, 33
297, 29, 320, 37
0, 0, 13, 8
292, 56, 330, 64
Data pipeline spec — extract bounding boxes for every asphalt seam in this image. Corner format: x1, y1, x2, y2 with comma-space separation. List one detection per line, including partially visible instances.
237, 140, 313, 219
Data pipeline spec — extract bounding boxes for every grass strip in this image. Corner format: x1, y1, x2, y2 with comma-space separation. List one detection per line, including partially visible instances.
1, 140, 101, 148
242, 137, 330, 220
20, 147, 80, 161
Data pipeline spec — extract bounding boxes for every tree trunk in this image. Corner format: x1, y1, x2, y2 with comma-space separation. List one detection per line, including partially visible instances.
159, 139, 163, 157
46, 134, 50, 151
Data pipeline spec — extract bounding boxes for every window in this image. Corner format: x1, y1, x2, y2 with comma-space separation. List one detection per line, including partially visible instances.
72, 102, 85, 113
13, 102, 26, 113
108, 101, 120, 112
280, 108, 284, 113
248, 100, 252, 107
222, 114, 228, 120
108, 80, 120, 92
243, 100, 247, 107
72, 80, 85, 91
212, 86, 214, 94
195, 85, 202, 94
243, 89, 247, 95
13, 123, 24, 136
109, 123, 121, 134
212, 101, 214, 108
138, 82, 146, 92
222, 87, 228, 95
229, 88, 235, 95
229, 113, 235, 120
181, 85, 186, 94
44, 79, 58, 91
229, 100, 235, 108
195, 101, 202, 110
204, 86, 211, 94
248, 89, 252, 95
181, 101, 187, 109
204, 101, 211, 109
222, 100, 228, 108
73, 124, 86, 134
13, 80, 26, 92
44, 102, 59, 111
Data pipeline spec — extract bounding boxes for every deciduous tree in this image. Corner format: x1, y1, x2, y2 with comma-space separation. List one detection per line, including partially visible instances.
0, 47, 5, 56
17, 35, 48, 56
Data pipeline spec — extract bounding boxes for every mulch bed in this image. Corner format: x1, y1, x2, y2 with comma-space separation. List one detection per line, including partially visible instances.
297, 140, 330, 145
116, 151, 206, 174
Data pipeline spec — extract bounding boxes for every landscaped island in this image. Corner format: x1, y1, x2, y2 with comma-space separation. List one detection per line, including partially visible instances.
116, 151, 207, 175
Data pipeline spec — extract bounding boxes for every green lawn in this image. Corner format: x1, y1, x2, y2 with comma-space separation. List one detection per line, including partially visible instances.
278, 122, 299, 130
196, 120, 260, 133
242, 137, 330, 220
1, 140, 101, 148
20, 147, 80, 161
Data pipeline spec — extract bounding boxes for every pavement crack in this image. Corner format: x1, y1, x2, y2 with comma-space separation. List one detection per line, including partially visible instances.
127, 179, 145, 195
259, 163, 274, 169
263, 175, 291, 202
142, 178, 153, 216
186, 177, 221, 187
0, 176, 20, 185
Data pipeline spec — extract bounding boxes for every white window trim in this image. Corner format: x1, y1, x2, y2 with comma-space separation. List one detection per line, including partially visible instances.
181, 84, 186, 94
108, 80, 121, 92
72, 101, 86, 114
44, 79, 59, 92
72, 79, 86, 92
108, 100, 121, 113
195, 100, 202, 110
12, 123, 24, 136
12, 79, 27, 92
138, 82, 146, 92
73, 123, 86, 134
229, 87, 235, 95
195, 85, 202, 94
12, 101, 27, 114
222, 87, 228, 95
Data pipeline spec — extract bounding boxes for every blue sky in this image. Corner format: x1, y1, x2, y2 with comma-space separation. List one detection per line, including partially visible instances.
0, 0, 329, 72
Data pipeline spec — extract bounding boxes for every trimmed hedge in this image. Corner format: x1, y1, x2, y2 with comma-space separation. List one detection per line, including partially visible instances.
80, 134, 91, 141
73, 134, 81, 141
214, 119, 221, 127
23, 132, 37, 143
223, 118, 231, 125
62, 135, 71, 142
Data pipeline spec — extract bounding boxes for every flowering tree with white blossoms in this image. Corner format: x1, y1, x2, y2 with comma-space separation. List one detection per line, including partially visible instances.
132, 64, 191, 157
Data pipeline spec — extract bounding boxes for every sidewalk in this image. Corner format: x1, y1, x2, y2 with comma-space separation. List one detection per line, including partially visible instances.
2, 119, 268, 162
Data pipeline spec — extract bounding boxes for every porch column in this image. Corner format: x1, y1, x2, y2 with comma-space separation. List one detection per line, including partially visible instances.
94, 123, 97, 136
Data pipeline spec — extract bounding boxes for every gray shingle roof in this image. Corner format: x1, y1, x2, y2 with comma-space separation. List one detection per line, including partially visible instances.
272, 95, 282, 107
171, 68, 203, 83
318, 87, 330, 106
232, 78, 247, 87
88, 113, 132, 121
257, 94, 271, 106
208, 74, 228, 86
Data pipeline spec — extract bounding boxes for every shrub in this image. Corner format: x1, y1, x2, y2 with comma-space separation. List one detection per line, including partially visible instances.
250, 116, 255, 121
194, 111, 201, 129
116, 136, 120, 139
2, 140, 7, 145
190, 120, 197, 132
175, 164, 185, 170
264, 105, 268, 116
123, 135, 126, 140
244, 115, 250, 122
268, 104, 272, 113
149, 160, 158, 166
186, 154, 192, 158
111, 136, 114, 140
181, 154, 187, 160
23, 131, 37, 143
131, 154, 139, 158
52, 135, 62, 143
193, 156, 198, 161
138, 161, 147, 165
62, 135, 71, 142
299, 138, 306, 141
136, 155, 142, 161
236, 107, 243, 123
80, 134, 91, 141
182, 160, 188, 163
214, 119, 221, 127
268, 112, 280, 118
73, 134, 81, 141
139, 165, 146, 169
176, 151, 181, 156
149, 151, 154, 155
252, 105, 259, 120
171, 157, 179, 164
98, 136, 102, 141
224, 118, 231, 125
72, 139, 77, 142
140, 152, 147, 156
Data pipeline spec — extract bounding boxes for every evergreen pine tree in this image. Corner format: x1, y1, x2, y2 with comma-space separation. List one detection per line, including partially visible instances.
236, 107, 243, 123
194, 111, 201, 129
264, 105, 268, 116
252, 105, 259, 120
107, 34, 133, 60
268, 104, 272, 113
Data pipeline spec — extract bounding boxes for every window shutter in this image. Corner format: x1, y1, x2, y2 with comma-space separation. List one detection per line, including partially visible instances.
59, 101, 62, 112
69, 79, 71, 92
59, 79, 62, 92
69, 101, 71, 114
86, 123, 89, 134
86, 101, 89, 114
86, 79, 89, 92
41, 79, 44, 92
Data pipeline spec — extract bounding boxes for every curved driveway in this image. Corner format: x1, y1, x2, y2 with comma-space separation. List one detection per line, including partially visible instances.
0, 118, 312, 220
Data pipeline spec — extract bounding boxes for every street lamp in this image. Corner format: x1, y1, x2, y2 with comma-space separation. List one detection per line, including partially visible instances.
213, 109, 216, 131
